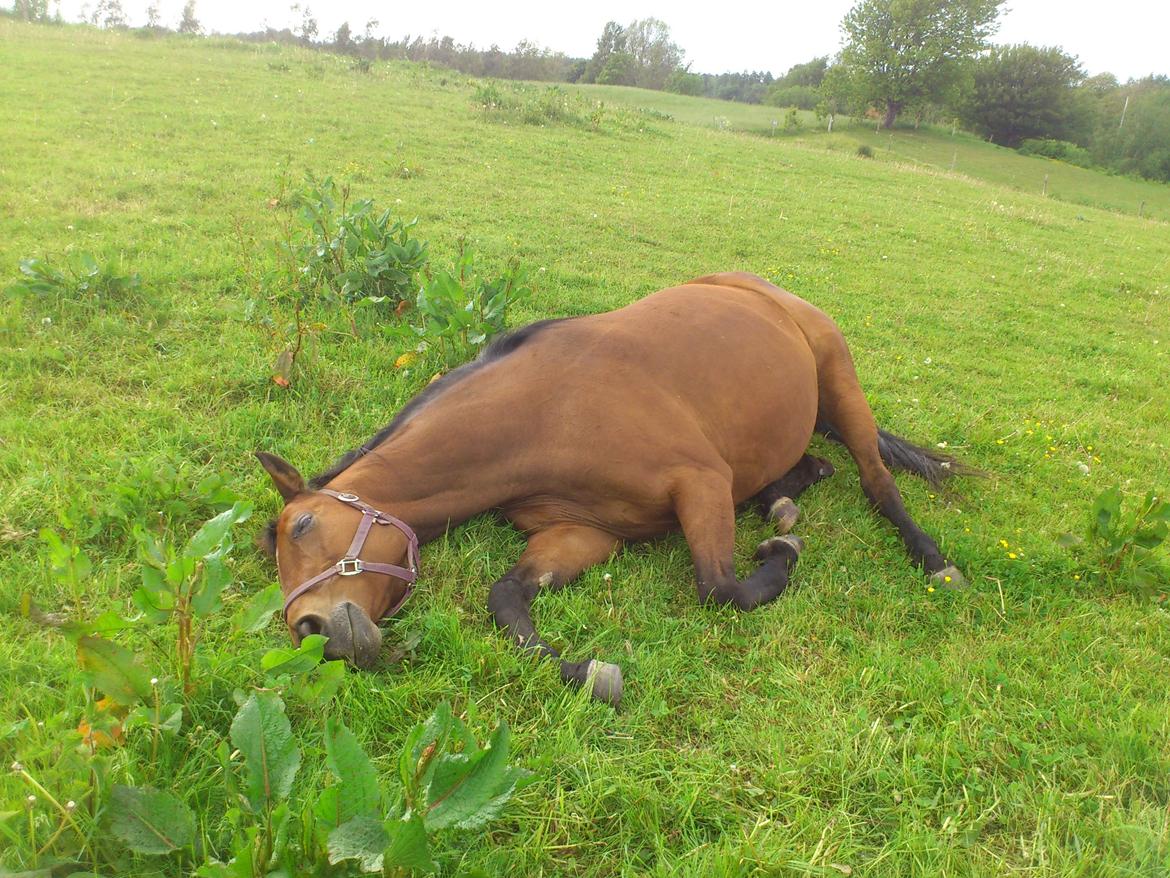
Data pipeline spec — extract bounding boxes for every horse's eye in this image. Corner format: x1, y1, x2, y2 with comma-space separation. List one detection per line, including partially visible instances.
292, 513, 313, 539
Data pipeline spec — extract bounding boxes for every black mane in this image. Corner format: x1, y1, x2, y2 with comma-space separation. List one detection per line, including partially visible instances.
309, 318, 570, 488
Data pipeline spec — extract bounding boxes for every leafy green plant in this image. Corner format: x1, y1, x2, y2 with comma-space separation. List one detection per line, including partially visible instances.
289, 174, 428, 311
7, 252, 141, 305
39, 525, 92, 608
472, 82, 504, 111
325, 701, 532, 875
1062, 486, 1170, 592
252, 172, 430, 385
1019, 138, 1094, 169
108, 657, 529, 878
401, 243, 531, 366
134, 501, 254, 693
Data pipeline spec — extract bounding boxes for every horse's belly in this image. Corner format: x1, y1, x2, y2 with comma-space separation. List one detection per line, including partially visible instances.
527, 289, 819, 505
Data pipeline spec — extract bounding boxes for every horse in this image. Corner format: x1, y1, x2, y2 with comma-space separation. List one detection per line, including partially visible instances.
256, 272, 974, 707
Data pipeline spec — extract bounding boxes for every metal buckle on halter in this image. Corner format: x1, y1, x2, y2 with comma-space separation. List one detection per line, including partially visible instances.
337, 492, 360, 503
337, 558, 363, 576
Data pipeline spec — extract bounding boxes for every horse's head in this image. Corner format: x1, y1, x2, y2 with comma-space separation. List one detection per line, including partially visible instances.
255, 452, 418, 668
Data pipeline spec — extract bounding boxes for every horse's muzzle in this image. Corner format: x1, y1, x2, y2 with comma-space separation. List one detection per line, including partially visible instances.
322, 601, 383, 668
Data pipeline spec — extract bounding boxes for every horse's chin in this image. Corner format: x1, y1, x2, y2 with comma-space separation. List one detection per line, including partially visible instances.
323, 601, 383, 669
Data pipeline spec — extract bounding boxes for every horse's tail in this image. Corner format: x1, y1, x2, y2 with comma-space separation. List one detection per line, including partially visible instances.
818, 424, 983, 487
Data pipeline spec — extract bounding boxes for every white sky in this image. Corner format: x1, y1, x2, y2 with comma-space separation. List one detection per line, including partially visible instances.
54, 0, 1168, 81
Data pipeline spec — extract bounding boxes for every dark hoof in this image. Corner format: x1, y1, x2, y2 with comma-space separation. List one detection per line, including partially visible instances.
755, 534, 803, 562
768, 496, 800, 534
584, 660, 623, 708
931, 565, 967, 590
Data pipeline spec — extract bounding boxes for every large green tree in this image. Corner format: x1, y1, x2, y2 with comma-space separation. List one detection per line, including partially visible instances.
623, 18, 685, 90
961, 44, 1085, 146
583, 18, 685, 90
583, 21, 625, 84
833, 0, 1004, 128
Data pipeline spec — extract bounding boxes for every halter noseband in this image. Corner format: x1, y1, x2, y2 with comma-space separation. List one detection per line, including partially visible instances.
282, 489, 420, 622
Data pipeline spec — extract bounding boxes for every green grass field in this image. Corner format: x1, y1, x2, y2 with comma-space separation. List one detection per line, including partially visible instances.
3, 20, 1170, 877
570, 82, 1170, 222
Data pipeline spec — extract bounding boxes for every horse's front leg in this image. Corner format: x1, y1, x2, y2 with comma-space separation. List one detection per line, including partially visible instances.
673, 469, 804, 609
487, 524, 623, 706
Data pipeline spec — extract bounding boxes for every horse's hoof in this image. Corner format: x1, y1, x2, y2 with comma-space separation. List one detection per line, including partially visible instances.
755, 534, 803, 561
585, 660, 623, 708
768, 496, 800, 534
931, 565, 967, 590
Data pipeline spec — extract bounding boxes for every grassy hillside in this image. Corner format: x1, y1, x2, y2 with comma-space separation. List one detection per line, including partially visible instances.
2, 20, 1169, 877
570, 81, 1170, 222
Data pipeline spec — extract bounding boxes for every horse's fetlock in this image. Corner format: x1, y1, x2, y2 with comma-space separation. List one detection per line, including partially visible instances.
755, 534, 803, 562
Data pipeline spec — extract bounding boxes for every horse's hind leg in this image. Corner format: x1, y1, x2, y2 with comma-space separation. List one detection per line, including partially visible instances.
753, 454, 836, 533
673, 468, 804, 609
487, 524, 623, 706
815, 352, 962, 585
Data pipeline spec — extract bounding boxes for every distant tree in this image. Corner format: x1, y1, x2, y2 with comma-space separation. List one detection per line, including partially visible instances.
333, 20, 354, 54
145, 2, 160, 28
777, 56, 828, 89
766, 85, 820, 110
1090, 77, 1170, 182
178, 0, 200, 34
289, 4, 317, 43
363, 18, 378, 40
836, 0, 1004, 128
482, 43, 505, 76
666, 69, 704, 96
565, 59, 586, 83
624, 17, 685, 90
960, 44, 1085, 147
583, 21, 625, 84
14, 0, 52, 20
705, 70, 772, 103
818, 61, 866, 121
597, 51, 635, 86
91, 0, 126, 28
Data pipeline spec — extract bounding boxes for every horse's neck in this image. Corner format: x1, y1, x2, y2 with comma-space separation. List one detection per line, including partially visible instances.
323, 414, 516, 544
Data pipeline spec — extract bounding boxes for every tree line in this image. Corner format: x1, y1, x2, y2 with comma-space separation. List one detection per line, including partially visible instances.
8, 0, 1169, 183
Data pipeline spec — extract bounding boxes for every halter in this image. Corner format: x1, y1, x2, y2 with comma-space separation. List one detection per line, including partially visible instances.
282, 489, 420, 622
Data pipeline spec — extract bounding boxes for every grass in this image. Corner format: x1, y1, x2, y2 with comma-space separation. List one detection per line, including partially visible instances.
566, 82, 821, 131
3, 19, 1170, 876
570, 82, 1170, 222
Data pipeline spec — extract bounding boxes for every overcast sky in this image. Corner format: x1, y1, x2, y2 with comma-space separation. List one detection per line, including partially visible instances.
54, 0, 1168, 81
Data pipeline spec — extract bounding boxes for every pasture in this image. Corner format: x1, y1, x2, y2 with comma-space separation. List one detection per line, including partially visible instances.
569, 82, 1170, 222
3, 19, 1170, 876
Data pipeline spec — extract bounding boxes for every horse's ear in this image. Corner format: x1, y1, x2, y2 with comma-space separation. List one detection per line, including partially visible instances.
255, 451, 306, 503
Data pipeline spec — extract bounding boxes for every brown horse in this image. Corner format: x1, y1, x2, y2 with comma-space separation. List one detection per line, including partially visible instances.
257, 272, 972, 707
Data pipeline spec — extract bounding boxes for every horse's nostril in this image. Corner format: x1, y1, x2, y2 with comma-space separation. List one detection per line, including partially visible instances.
295, 615, 326, 640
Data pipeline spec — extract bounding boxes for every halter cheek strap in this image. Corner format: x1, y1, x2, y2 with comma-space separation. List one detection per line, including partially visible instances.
282, 489, 421, 622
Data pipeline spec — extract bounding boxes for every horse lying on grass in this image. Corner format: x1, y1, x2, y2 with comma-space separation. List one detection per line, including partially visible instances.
257, 272, 975, 707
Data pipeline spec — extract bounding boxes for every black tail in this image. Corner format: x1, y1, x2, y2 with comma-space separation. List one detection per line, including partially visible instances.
818, 424, 983, 487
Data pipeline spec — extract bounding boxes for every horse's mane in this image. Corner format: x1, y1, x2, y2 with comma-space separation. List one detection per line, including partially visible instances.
309, 318, 570, 488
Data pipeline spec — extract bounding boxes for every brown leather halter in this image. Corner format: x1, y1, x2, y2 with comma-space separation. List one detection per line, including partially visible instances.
282, 489, 420, 622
